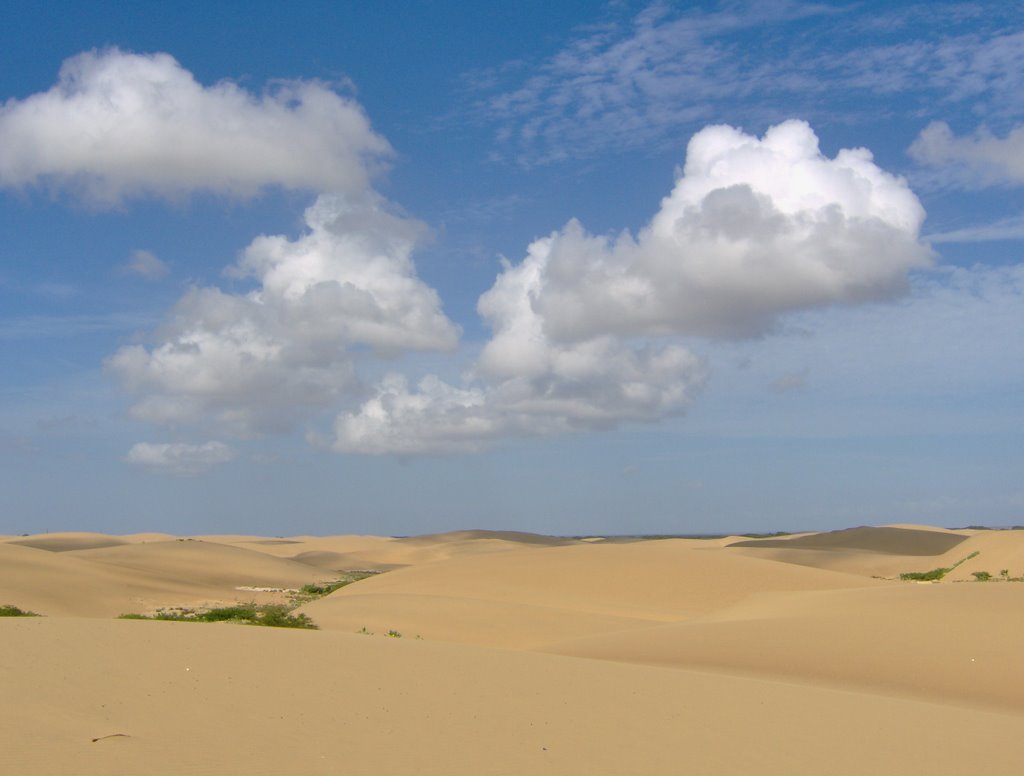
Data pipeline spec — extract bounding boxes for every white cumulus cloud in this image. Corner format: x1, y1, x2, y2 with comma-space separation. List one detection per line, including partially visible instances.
124, 441, 236, 476
332, 120, 928, 454
331, 342, 707, 455
108, 194, 460, 436
0, 48, 389, 204
513, 120, 931, 343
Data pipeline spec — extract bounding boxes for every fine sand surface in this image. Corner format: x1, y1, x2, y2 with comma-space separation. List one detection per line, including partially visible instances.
3, 525, 1024, 774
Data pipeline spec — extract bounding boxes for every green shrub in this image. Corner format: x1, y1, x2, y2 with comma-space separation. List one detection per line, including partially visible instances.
293, 571, 379, 602
0, 604, 40, 617
118, 603, 317, 629
972, 571, 992, 581
254, 605, 316, 629
900, 568, 949, 581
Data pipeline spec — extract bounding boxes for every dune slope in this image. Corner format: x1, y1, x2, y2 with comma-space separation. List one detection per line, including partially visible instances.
3, 617, 1023, 776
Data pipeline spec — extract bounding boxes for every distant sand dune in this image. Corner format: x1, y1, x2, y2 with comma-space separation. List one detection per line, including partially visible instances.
66, 540, 326, 589
727, 525, 968, 555
4, 532, 132, 552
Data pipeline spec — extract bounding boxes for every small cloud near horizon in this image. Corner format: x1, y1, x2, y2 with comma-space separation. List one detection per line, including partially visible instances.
124, 440, 236, 476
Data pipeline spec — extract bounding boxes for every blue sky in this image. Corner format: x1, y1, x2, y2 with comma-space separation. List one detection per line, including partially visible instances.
1, 1, 1021, 535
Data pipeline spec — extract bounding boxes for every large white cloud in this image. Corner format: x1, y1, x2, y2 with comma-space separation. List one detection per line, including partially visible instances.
108, 194, 460, 436
0, 49, 389, 204
332, 120, 930, 454
910, 121, 1024, 188
502, 120, 931, 344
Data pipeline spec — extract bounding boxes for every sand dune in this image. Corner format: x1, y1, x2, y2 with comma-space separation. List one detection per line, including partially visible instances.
308, 540, 884, 616
935, 529, 1024, 581
298, 540, 886, 650
3, 524, 1024, 774
3, 617, 1023, 775
66, 539, 326, 589
724, 525, 981, 578
211, 531, 561, 569
0, 538, 325, 618
546, 583, 1024, 712
728, 525, 968, 555
301, 592, 657, 648
3, 531, 132, 552
0, 542, 223, 617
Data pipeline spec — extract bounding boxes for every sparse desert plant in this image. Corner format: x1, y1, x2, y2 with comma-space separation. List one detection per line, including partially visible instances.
972, 571, 992, 581
0, 604, 40, 617
1000, 569, 1009, 579
385, 629, 402, 638
357, 626, 373, 635
118, 603, 317, 629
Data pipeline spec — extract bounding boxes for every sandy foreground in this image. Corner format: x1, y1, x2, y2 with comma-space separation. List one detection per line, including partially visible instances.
2, 525, 1023, 774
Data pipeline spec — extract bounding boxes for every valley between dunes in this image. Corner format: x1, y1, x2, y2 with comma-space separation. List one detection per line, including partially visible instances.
2, 525, 1023, 774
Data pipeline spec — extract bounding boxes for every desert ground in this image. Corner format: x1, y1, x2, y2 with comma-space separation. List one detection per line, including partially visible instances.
2, 524, 1023, 774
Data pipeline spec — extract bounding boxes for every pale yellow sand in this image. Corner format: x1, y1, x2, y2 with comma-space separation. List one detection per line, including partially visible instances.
3, 525, 1024, 774
3, 617, 1023, 776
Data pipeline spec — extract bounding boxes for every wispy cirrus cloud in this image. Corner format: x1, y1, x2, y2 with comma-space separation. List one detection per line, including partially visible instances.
0, 312, 155, 341
465, 2, 1024, 165
926, 214, 1024, 244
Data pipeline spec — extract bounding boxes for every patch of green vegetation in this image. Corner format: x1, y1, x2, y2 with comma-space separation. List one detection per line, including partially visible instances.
899, 550, 980, 582
385, 629, 402, 638
972, 571, 992, 581
0, 604, 40, 617
899, 568, 950, 582
290, 571, 379, 603
119, 603, 317, 629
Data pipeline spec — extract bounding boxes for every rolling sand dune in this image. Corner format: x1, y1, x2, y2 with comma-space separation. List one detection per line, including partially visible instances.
210, 531, 563, 569
0, 539, 326, 618
301, 540, 885, 630
0, 542, 227, 617
546, 583, 1024, 712
727, 525, 968, 555
725, 525, 981, 578
301, 592, 657, 648
3, 617, 1024, 775
66, 540, 327, 590
935, 529, 1024, 581
3, 531, 132, 552
3, 524, 1024, 774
